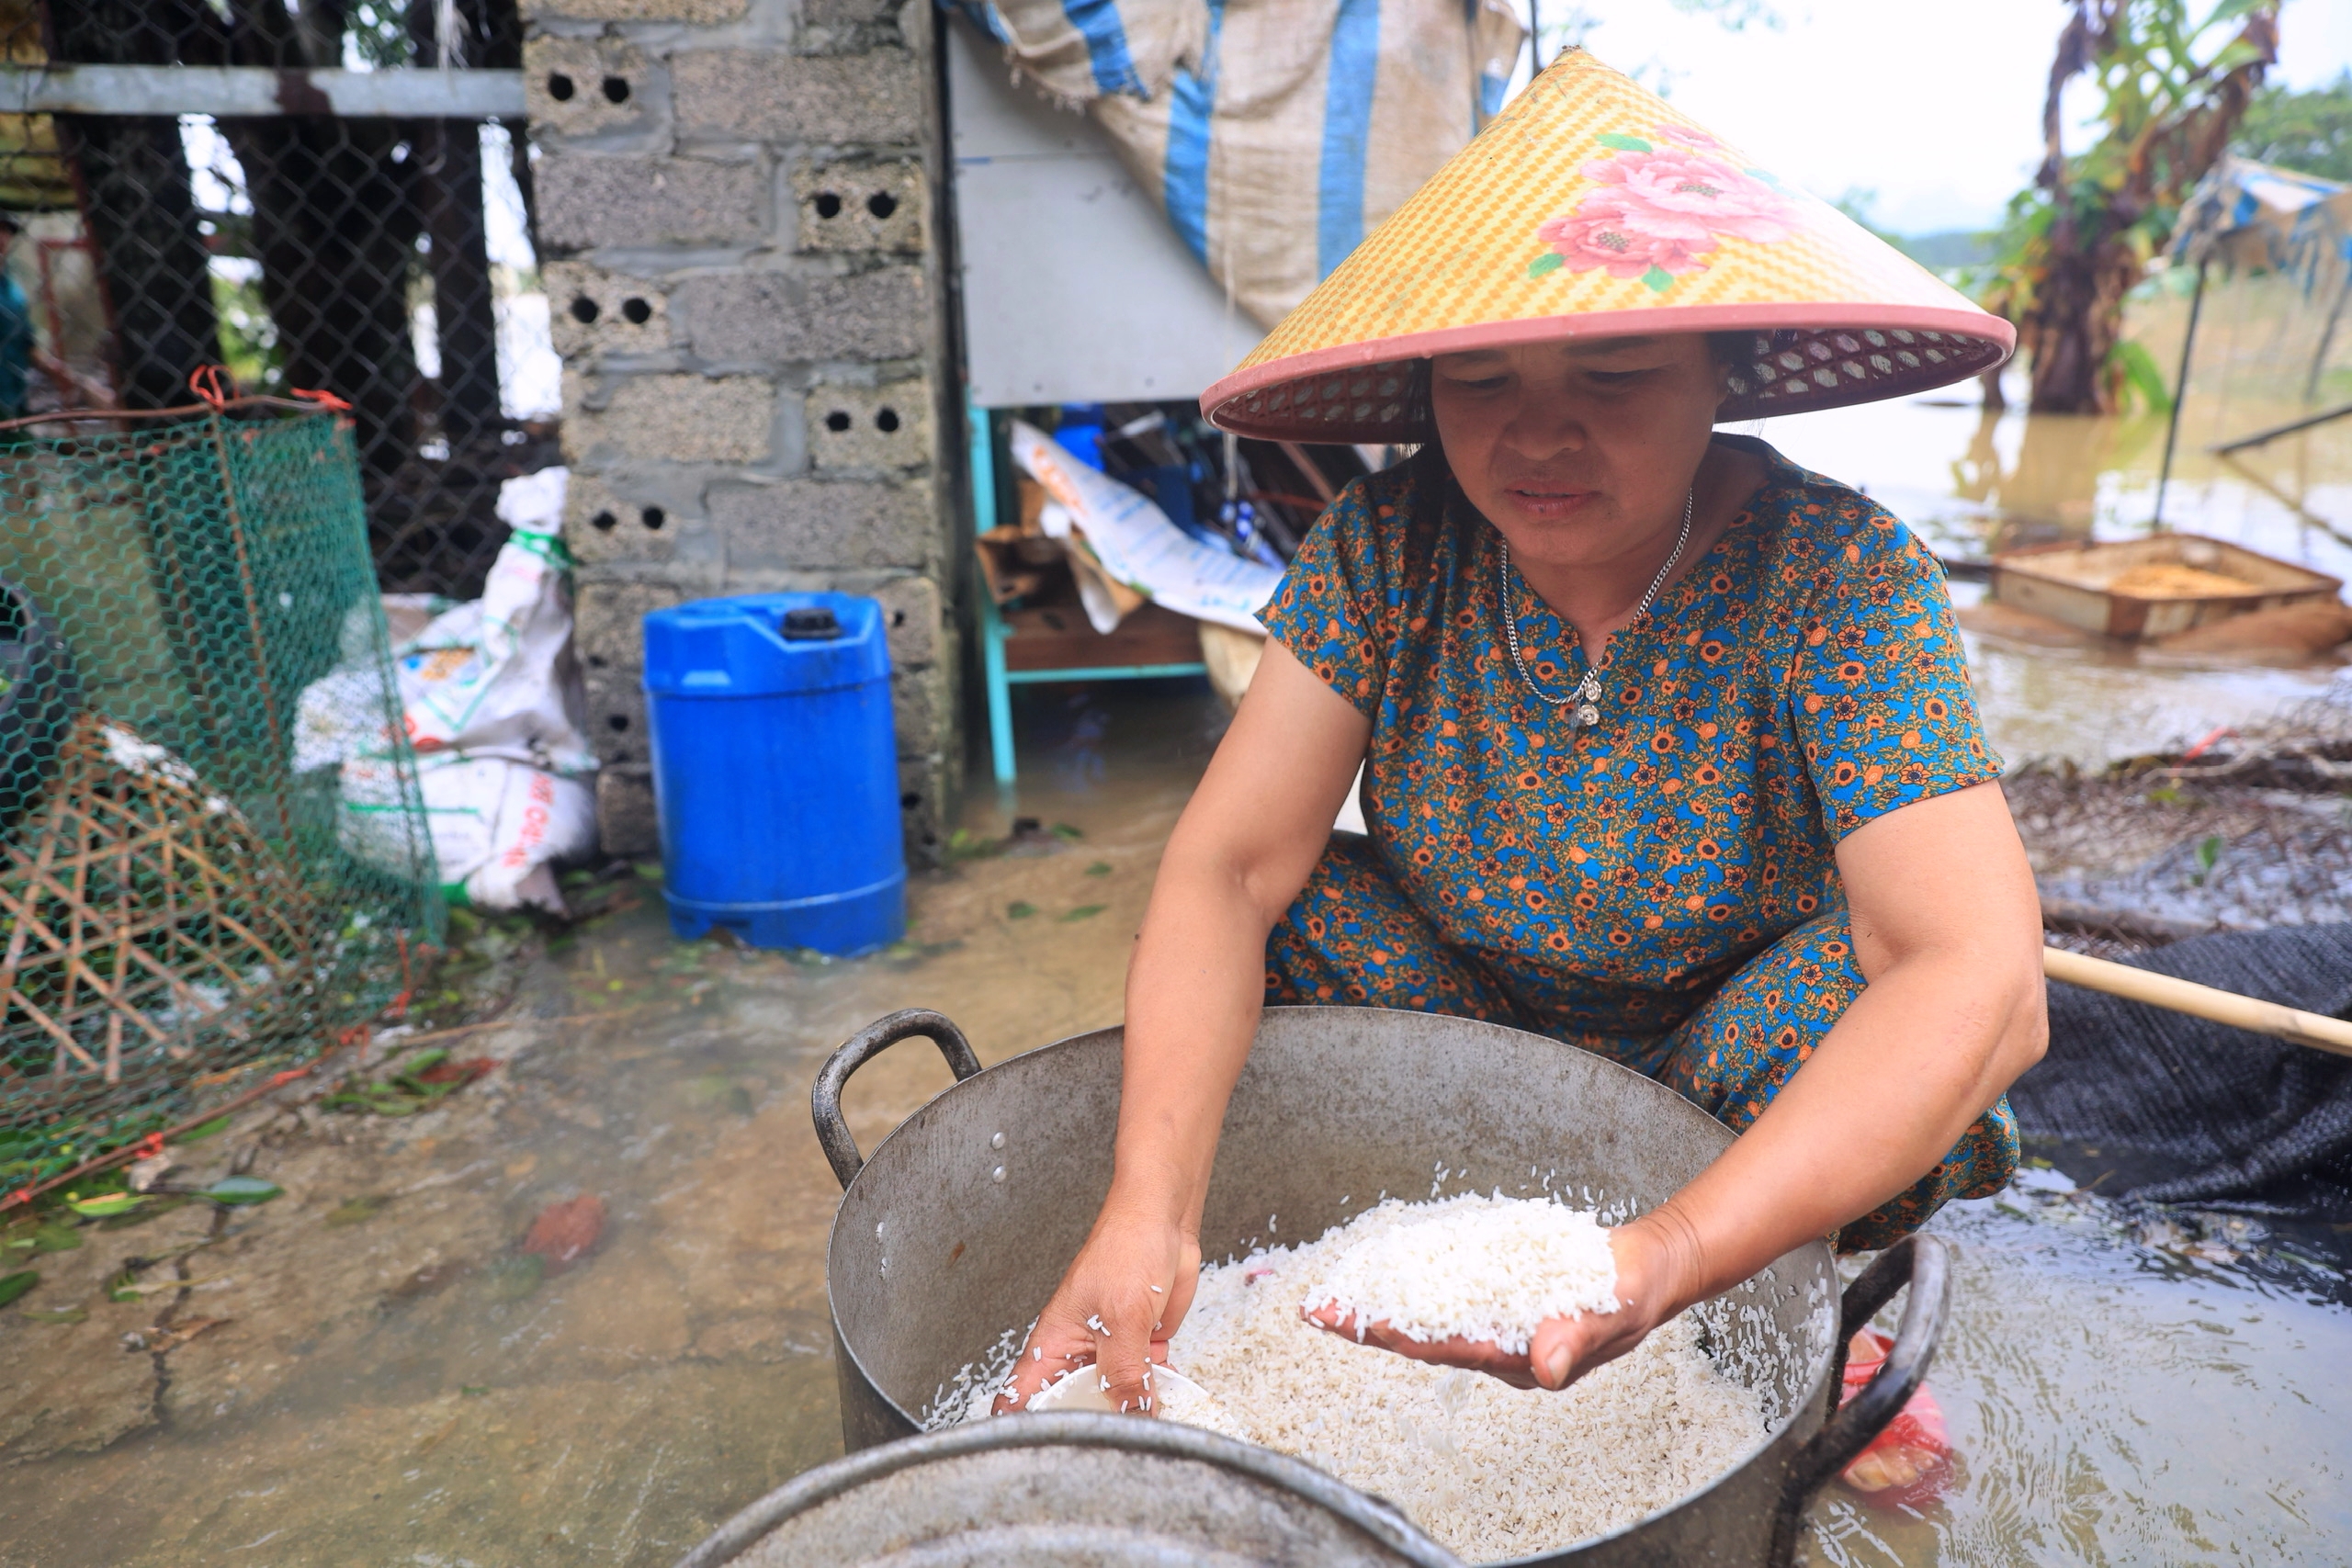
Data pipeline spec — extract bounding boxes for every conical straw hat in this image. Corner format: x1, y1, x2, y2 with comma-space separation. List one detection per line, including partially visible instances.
1203, 49, 2014, 444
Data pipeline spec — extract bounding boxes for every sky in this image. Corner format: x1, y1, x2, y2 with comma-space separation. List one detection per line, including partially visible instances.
1501, 0, 2352, 236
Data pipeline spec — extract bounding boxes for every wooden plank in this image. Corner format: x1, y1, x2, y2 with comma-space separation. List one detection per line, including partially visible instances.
1001, 602, 1207, 673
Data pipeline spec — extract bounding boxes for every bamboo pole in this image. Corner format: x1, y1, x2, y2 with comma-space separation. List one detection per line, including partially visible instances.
2042, 945, 2352, 1060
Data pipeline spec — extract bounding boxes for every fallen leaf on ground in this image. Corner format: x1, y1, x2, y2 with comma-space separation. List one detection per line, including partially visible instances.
205, 1175, 283, 1206
413, 1056, 494, 1088
150, 1316, 230, 1351
326, 1194, 392, 1227
0, 1270, 38, 1307
1058, 905, 1106, 922
99, 1196, 188, 1230
21, 1306, 85, 1324
518, 1194, 605, 1273
484, 1253, 545, 1302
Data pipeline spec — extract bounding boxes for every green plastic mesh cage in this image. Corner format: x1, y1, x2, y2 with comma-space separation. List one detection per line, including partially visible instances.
0, 400, 441, 1195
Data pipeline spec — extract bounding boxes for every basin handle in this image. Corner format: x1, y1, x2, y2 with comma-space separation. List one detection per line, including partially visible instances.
1766, 1232, 1952, 1567
811, 1010, 984, 1190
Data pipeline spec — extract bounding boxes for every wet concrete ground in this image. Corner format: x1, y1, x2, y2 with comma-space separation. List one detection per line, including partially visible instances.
4, 676, 2348, 1567
6, 397, 2352, 1564
0, 687, 1220, 1566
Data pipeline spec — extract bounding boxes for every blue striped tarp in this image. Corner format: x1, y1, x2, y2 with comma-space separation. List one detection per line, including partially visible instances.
949, 0, 1525, 327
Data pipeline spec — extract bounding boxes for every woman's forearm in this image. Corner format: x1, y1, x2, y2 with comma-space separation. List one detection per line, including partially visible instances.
1098, 642, 1371, 1241
1108, 843, 1284, 1235
1639, 941, 2044, 1304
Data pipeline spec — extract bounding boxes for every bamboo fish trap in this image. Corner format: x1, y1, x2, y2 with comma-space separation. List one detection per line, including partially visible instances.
0, 715, 317, 1100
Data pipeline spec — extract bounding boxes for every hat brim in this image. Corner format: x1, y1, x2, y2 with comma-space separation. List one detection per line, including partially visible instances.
1204, 302, 2012, 444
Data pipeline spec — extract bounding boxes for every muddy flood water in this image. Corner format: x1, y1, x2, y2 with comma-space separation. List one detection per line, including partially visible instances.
4, 392, 2351, 1565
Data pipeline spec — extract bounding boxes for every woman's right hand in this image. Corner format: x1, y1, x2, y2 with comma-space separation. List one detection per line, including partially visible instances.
994, 1205, 1203, 1415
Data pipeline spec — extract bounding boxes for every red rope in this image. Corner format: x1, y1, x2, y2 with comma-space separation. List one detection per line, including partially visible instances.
188, 365, 236, 411
2180, 726, 2235, 761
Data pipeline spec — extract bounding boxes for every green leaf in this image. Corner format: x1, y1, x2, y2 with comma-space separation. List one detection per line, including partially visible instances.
21, 1306, 85, 1325
205, 1175, 283, 1206
2109, 337, 2173, 415
634, 861, 664, 880
1596, 132, 1654, 152
461, 1383, 491, 1397
1006, 901, 1036, 920
1050, 823, 1084, 841
107, 1271, 141, 1303
1527, 251, 1566, 279
68, 1192, 142, 1219
1084, 862, 1112, 877
1641, 265, 1676, 294
485, 1253, 545, 1303
0, 1270, 37, 1307
401, 1048, 451, 1077
1057, 905, 1107, 923
178, 1114, 235, 1144
100, 1196, 187, 1230
31, 1224, 81, 1253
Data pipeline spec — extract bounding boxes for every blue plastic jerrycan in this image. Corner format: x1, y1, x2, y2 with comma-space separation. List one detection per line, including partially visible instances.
643, 591, 905, 955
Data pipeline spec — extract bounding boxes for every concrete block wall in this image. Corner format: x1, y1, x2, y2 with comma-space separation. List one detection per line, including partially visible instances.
526, 0, 961, 865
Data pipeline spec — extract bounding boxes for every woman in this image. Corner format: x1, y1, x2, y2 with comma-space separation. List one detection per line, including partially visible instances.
1001, 52, 2047, 1424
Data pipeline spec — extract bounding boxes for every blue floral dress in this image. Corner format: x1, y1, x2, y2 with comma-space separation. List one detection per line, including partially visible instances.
1257, 435, 2016, 1250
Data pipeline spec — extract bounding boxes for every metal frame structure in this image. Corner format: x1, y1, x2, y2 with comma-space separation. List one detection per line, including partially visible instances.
967, 398, 1207, 785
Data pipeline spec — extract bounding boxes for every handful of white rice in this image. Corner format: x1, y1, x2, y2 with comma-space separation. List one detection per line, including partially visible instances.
944, 1192, 1770, 1562
1302, 1193, 1620, 1353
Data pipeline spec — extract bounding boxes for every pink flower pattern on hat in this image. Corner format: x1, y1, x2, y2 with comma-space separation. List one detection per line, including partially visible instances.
1534, 193, 1719, 281
1531, 125, 1800, 292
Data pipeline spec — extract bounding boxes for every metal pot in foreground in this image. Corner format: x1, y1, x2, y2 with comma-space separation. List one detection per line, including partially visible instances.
798, 1007, 1949, 1568
674, 1412, 1465, 1568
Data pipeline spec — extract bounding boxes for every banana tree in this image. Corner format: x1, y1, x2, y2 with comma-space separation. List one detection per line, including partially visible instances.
1988, 0, 2278, 414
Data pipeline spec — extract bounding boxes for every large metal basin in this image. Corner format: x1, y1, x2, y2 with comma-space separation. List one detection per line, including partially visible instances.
806, 1007, 1947, 1568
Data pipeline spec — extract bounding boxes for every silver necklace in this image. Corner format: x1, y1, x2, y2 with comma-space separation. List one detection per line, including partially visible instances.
1499, 488, 1694, 728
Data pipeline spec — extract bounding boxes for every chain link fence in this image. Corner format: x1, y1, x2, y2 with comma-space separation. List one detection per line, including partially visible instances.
1, 0, 558, 599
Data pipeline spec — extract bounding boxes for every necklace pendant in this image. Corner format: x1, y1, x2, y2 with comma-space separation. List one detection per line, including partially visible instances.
1577, 703, 1600, 728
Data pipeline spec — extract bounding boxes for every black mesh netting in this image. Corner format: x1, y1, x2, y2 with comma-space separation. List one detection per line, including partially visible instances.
2021, 924, 2352, 1221
2, 0, 555, 599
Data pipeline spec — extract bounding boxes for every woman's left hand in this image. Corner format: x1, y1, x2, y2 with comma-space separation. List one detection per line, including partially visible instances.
1304, 1217, 1695, 1391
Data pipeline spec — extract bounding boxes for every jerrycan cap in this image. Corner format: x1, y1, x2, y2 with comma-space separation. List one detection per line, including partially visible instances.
782, 606, 843, 641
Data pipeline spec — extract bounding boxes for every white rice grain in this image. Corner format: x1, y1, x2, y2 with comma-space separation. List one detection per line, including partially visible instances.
944, 1197, 1770, 1562
1300, 1193, 1619, 1354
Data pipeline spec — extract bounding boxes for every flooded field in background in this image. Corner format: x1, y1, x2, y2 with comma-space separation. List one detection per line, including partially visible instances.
1758, 362, 2352, 770
6, 331, 2352, 1562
